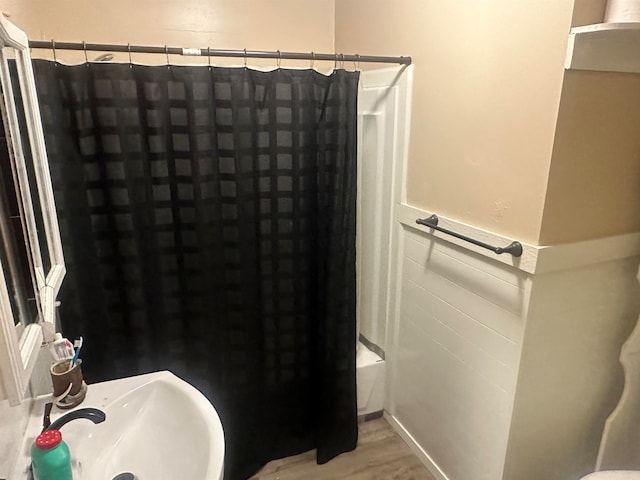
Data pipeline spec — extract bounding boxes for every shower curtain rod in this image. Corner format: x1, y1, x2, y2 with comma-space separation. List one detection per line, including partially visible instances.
28, 40, 412, 65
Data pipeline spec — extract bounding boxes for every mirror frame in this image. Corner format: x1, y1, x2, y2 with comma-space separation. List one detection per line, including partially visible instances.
0, 15, 65, 405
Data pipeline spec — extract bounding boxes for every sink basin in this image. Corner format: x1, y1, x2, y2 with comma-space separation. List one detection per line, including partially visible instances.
50, 371, 225, 480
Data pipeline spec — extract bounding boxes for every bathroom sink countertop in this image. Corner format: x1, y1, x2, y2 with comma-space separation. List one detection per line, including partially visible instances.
12, 373, 146, 479
10, 371, 225, 480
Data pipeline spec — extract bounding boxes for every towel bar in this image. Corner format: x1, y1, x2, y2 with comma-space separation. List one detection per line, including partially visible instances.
415, 214, 523, 257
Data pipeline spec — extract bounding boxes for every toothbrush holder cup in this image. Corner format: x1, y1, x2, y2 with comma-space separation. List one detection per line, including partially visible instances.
50, 359, 87, 409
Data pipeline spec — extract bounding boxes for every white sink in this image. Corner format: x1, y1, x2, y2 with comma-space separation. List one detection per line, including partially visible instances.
14, 371, 225, 480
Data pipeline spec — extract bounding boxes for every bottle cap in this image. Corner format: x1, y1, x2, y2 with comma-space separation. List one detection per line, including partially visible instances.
35, 430, 63, 450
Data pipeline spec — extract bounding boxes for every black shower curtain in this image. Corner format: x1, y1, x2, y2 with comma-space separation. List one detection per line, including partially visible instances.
32, 61, 359, 479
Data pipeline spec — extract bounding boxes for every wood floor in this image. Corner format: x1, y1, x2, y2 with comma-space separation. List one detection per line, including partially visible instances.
249, 417, 437, 480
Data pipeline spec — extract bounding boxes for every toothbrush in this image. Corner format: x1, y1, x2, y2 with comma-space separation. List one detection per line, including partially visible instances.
71, 336, 83, 367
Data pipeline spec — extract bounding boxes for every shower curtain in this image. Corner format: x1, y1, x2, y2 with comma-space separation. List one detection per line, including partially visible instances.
32, 60, 359, 479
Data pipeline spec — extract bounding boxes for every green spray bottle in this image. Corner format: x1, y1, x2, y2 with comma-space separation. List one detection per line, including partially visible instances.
31, 429, 73, 480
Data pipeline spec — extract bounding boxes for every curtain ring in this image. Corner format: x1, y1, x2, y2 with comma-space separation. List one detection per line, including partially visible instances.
83, 41, 88, 65
51, 39, 57, 64
165, 45, 170, 69
340, 53, 345, 69
276, 50, 281, 69
354, 53, 360, 72
243, 48, 247, 68
334, 53, 338, 70
207, 46, 211, 69
310, 51, 315, 70
127, 43, 132, 67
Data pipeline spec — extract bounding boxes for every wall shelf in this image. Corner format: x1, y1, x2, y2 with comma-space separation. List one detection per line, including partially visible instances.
566, 22, 640, 74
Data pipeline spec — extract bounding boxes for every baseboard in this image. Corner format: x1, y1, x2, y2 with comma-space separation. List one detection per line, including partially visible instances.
384, 412, 449, 480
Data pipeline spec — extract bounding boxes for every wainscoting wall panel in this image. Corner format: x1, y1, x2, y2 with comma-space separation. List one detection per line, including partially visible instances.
392, 226, 527, 480
386, 203, 640, 480
503, 258, 640, 480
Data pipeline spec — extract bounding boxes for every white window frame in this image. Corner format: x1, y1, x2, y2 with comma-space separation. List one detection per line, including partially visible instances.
0, 15, 65, 405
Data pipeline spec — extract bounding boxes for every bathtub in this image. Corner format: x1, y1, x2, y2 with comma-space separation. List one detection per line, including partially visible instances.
356, 341, 386, 417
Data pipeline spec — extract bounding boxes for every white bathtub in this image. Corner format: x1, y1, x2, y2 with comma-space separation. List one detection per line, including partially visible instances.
356, 341, 386, 417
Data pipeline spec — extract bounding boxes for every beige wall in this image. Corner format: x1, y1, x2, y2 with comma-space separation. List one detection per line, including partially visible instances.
336, 0, 575, 244
539, 71, 640, 244
5, 0, 640, 246
2, 0, 335, 67
538, 0, 640, 244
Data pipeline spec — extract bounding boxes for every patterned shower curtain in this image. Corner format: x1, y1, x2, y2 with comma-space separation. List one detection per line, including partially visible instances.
32, 61, 359, 479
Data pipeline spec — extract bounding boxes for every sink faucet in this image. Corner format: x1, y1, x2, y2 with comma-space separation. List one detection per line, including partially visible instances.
41, 402, 106, 432
27, 404, 106, 479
